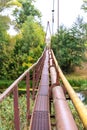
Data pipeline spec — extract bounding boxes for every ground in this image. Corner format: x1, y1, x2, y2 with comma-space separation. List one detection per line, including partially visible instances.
74, 52, 87, 79
74, 62, 87, 79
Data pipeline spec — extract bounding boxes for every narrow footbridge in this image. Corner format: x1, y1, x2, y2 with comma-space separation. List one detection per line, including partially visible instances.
0, 48, 87, 130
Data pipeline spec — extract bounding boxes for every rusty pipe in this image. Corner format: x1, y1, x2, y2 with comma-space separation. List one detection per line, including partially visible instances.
50, 67, 57, 84
53, 86, 78, 130
50, 63, 78, 130
51, 50, 87, 129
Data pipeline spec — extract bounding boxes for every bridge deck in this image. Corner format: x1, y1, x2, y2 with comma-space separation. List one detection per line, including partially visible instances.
1, 48, 87, 129
30, 50, 51, 130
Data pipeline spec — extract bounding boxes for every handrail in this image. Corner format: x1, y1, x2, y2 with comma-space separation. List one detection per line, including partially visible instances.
49, 52, 78, 129
0, 48, 45, 103
0, 64, 35, 102
51, 49, 87, 129
0, 48, 46, 130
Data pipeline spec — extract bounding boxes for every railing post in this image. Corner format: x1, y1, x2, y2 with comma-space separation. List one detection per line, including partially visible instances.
13, 85, 20, 130
32, 69, 35, 99
35, 64, 40, 89
26, 72, 30, 122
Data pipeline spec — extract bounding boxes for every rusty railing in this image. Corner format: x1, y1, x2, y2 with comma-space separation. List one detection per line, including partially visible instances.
0, 49, 46, 130
0, 47, 87, 130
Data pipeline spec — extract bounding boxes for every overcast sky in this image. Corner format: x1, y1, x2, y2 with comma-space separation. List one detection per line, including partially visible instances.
1, 0, 86, 36
35, 0, 86, 33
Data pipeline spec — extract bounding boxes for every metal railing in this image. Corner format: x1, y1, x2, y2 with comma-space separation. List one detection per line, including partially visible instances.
0, 49, 46, 130
0, 48, 87, 130
49, 50, 78, 130
51, 49, 87, 129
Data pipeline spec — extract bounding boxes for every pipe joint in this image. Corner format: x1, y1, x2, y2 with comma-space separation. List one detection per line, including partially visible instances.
51, 83, 60, 89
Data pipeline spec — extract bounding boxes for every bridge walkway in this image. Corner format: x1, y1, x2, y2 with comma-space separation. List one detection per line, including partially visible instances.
30, 49, 51, 130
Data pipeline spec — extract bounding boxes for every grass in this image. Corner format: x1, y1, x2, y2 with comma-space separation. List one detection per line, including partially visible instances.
0, 95, 34, 130
0, 80, 33, 93
68, 101, 84, 130
65, 68, 87, 92
67, 78, 87, 91
0, 80, 14, 89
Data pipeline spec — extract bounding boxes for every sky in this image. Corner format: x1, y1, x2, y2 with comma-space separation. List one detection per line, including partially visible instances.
35, 0, 86, 34
0, 6, 18, 35
0, 0, 86, 36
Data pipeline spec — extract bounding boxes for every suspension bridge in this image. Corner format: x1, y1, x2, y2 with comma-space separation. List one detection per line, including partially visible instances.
0, 44, 87, 130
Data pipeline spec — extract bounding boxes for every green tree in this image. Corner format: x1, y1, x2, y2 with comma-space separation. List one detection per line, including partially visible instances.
0, 0, 12, 11
81, 0, 87, 12
0, 15, 11, 79
0, 0, 45, 79
51, 24, 85, 73
13, 0, 41, 28
14, 16, 45, 55
0, 15, 10, 37
8, 17, 45, 78
81, 1, 87, 43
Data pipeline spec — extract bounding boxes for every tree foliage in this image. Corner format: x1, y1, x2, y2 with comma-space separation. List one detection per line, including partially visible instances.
0, 0, 11, 11
0, 15, 10, 34
81, 0, 87, 12
51, 18, 86, 73
13, 0, 41, 28
13, 17, 45, 74
7, 0, 22, 7
81, 0, 87, 42
0, 0, 45, 80
0, 15, 11, 79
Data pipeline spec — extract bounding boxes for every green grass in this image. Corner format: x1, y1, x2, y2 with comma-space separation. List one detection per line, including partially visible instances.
65, 74, 87, 91
68, 79, 87, 91
0, 80, 33, 93
0, 80, 14, 89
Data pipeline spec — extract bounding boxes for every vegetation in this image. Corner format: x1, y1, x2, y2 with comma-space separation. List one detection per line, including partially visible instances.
0, 95, 34, 130
51, 0, 87, 73
67, 78, 87, 91
0, 94, 86, 130
0, 0, 11, 11
13, 0, 41, 28
51, 16, 86, 73
0, 1, 87, 130
68, 101, 84, 129
0, 0, 45, 80
82, 0, 87, 12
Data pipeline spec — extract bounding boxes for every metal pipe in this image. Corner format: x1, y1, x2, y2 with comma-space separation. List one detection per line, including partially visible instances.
51, 49, 87, 129
53, 86, 78, 130
50, 67, 57, 84
50, 60, 78, 130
